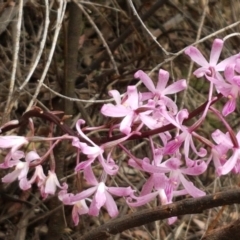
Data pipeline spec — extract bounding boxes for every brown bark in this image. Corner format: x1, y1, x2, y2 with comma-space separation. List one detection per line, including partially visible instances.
80, 189, 240, 240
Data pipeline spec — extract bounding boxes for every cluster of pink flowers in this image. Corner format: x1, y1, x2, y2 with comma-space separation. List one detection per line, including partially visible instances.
0, 38, 240, 226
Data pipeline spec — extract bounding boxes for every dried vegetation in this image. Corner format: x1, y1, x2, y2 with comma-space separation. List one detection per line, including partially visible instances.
0, 0, 240, 239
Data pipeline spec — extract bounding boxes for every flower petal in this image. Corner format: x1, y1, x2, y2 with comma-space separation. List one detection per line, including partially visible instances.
163, 80, 187, 95
127, 192, 159, 207
218, 149, 240, 175
120, 113, 134, 135
209, 39, 224, 66
71, 187, 97, 202
184, 46, 208, 67
101, 104, 130, 117
108, 90, 122, 105
108, 186, 133, 197
134, 70, 156, 93
156, 69, 169, 92
222, 98, 236, 116
104, 191, 119, 218
179, 174, 205, 197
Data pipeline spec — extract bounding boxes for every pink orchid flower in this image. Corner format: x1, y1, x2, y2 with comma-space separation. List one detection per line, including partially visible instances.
40, 171, 67, 198
211, 129, 240, 176
214, 63, 240, 116
2, 151, 40, 190
184, 38, 239, 80
134, 69, 187, 114
101, 86, 154, 135
73, 119, 119, 175
160, 109, 206, 165
59, 190, 89, 226
69, 167, 133, 218
0, 136, 28, 153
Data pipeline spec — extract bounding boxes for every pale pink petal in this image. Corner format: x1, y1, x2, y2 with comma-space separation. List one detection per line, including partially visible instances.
128, 158, 143, 170
104, 191, 119, 218
81, 144, 103, 157
18, 163, 29, 179
134, 70, 156, 93
76, 199, 89, 214
163, 80, 187, 95
127, 86, 139, 110
2, 168, 21, 183
189, 137, 207, 157
108, 186, 133, 196
71, 187, 97, 202
224, 64, 235, 83
25, 151, 40, 163
184, 46, 208, 67
209, 39, 224, 65
179, 174, 205, 197
127, 192, 159, 207
140, 175, 154, 196
72, 200, 89, 225
0, 136, 28, 153
88, 195, 101, 216
29, 165, 46, 184
168, 217, 178, 225
101, 104, 130, 117
193, 67, 210, 78
233, 76, 240, 87
222, 98, 236, 116
140, 92, 154, 101
176, 109, 189, 124
58, 190, 73, 204
75, 158, 94, 172
98, 155, 119, 175
211, 129, 233, 147
120, 113, 134, 135
12, 151, 25, 161
142, 159, 170, 173
183, 135, 191, 160
75, 120, 99, 147
218, 149, 240, 175
158, 188, 168, 205
95, 182, 107, 209
156, 69, 169, 92
108, 90, 122, 105
83, 165, 98, 185
181, 160, 207, 175
44, 171, 63, 195
19, 177, 31, 190
163, 138, 182, 155
161, 97, 178, 115
72, 206, 80, 226
0, 151, 24, 169
164, 158, 181, 170
139, 114, 159, 129
216, 54, 240, 71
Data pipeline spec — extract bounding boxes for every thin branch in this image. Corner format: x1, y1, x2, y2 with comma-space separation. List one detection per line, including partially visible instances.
81, 0, 168, 75
202, 218, 240, 240
25, 0, 67, 111
75, 1, 119, 75
149, 20, 240, 74
18, 0, 50, 90
63, 1, 82, 117
80, 189, 240, 240
41, 81, 113, 103
3, 0, 23, 123
128, 0, 169, 56
180, 0, 209, 110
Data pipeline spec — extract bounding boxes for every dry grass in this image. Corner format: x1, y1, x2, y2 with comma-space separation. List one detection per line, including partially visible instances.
0, 0, 240, 239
